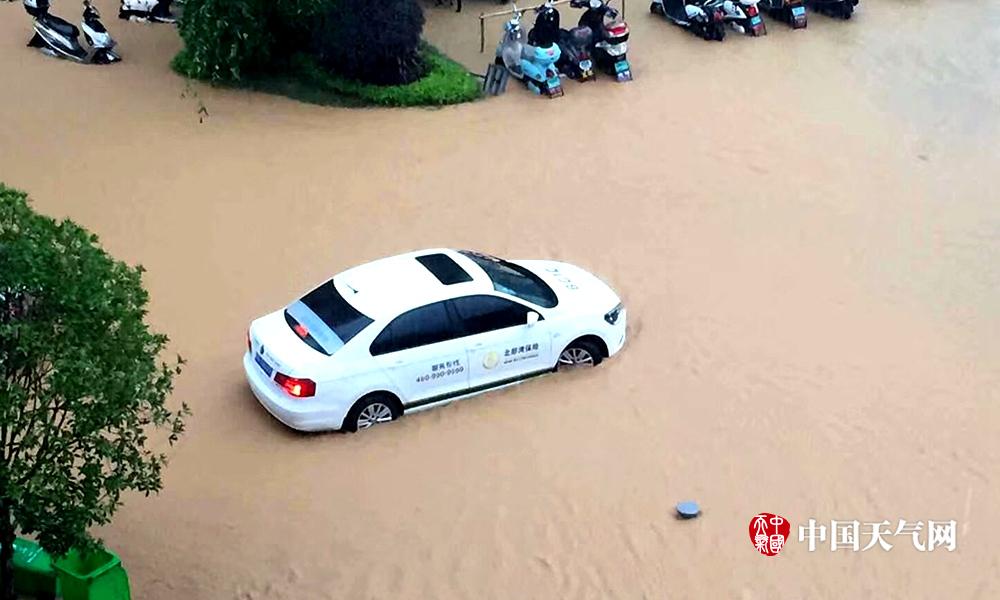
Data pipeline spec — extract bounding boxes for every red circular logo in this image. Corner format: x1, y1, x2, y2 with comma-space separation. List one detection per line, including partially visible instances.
749, 513, 791, 556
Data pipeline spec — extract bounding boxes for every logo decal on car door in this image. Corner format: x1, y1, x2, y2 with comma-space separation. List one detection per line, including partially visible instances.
483, 351, 500, 369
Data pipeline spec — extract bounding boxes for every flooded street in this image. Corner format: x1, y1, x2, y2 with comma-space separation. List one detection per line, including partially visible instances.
1, 0, 998, 598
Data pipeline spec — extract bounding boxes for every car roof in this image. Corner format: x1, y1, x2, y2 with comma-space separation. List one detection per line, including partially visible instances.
332, 249, 493, 321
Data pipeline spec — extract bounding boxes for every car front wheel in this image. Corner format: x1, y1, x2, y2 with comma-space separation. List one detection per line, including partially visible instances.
557, 339, 603, 369
345, 394, 400, 432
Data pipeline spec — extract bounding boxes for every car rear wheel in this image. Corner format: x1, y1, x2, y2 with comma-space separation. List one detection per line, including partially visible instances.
345, 394, 399, 432
558, 339, 603, 369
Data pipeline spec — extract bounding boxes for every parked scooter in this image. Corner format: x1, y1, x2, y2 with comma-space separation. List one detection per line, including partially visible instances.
573, 0, 632, 82
805, 0, 857, 20
650, 0, 726, 41
717, 0, 766, 36
758, 0, 806, 28
495, 5, 564, 98
530, 1, 593, 83
23, 0, 119, 64
557, 26, 596, 81
82, 0, 121, 64
119, 0, 176, 24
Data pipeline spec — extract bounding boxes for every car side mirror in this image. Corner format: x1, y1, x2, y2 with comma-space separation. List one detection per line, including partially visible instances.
527, 312, 540, 326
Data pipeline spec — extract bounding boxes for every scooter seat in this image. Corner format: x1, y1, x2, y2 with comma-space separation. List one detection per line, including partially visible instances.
40, 14, 80, 38
662, 0, 692, 20
562, 26, 593, 48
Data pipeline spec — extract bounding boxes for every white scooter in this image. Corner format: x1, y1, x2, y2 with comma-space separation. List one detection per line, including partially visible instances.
82, 0, 121, 63
24, 0, 120, 64
717, 0, 767, 36
119, 0, 175, 24
650, 0, 728, 41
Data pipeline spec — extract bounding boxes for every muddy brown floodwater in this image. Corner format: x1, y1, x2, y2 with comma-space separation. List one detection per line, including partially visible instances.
1, 0, 999, 598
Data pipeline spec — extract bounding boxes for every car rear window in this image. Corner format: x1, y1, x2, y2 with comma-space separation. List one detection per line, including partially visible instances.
284, 279, 373, 355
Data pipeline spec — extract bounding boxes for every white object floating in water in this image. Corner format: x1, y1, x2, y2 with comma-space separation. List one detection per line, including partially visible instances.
676, 501, 701, 519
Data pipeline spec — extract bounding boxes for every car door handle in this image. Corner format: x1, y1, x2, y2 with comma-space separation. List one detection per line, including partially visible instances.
472, 342, 484, 349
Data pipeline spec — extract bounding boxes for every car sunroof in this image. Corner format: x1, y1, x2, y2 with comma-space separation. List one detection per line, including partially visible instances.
415, 253, 474, 285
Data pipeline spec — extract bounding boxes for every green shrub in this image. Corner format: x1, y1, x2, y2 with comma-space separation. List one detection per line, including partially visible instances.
175, 0, 273, 82
268, 0, 330, 60
172, 1, 481, 107
290, 45, 481, 107
174, 0, 332, 82
314, 0, 427, 86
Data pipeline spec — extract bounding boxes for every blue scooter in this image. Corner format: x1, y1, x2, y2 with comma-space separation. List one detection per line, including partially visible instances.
495, 5, 564, 98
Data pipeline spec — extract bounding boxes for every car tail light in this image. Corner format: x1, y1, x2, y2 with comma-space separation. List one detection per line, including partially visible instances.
274, 373, 316, 398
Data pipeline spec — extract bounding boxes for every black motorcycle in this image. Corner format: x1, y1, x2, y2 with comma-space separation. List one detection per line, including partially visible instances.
529, 2, 595, 83
558, 26, 596, 82
758, 0, 807, 28
805, 0, 858, 19
574, 0, 632, 81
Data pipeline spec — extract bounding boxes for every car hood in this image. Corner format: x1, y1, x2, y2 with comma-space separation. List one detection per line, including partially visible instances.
515, 260, 621, 314
250, 310, 329, 377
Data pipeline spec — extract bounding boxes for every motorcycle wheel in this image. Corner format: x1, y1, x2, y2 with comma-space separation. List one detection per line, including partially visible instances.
650, 2, 664, 15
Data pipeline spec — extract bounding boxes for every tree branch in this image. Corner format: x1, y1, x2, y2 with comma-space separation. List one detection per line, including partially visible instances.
5, 357, 53, 460
16, 403, 69, 487
6, 362, 56, 465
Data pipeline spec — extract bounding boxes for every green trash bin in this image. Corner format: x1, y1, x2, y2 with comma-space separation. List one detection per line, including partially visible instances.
53, 547, 131, 600
11, 538, 58, 599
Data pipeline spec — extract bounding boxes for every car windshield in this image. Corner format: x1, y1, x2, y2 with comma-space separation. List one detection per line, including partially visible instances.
284, 279, 373, 355
459, 250, 558, 308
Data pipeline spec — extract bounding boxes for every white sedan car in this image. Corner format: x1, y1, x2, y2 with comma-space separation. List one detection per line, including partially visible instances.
244, 249, 626, 432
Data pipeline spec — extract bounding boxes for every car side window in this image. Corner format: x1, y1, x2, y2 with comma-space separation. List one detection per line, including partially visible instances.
370, 302, 460, 356
449, 295, 534, 337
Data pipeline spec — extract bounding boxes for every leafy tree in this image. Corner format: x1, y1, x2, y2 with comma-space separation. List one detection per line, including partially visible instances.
314, 0, 428, 86
268, 0, 331, 61
175, 0, 330, 82
0, 185, 189, 600
176, 0, 273, 81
